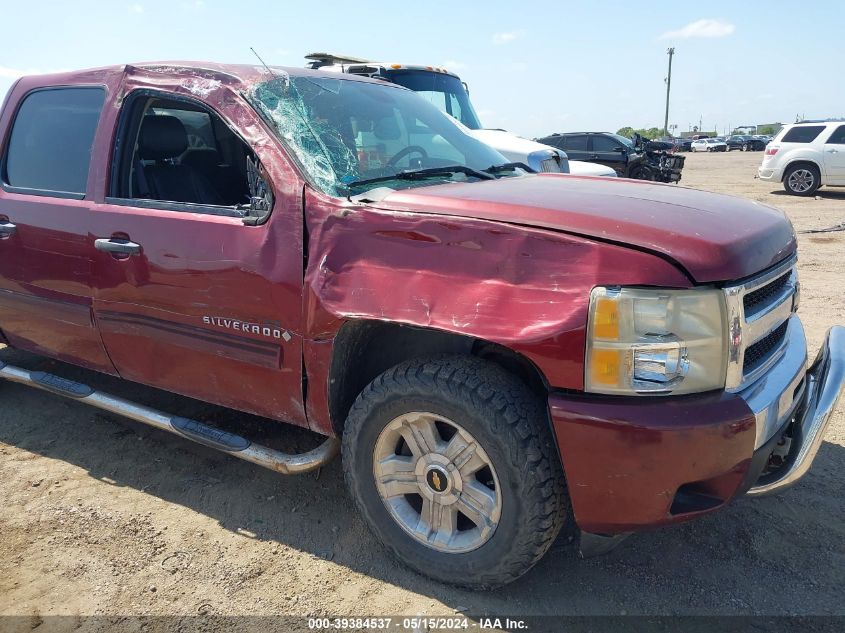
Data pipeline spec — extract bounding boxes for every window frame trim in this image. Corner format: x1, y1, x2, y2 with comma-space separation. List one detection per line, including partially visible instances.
106, 87, 270, 221
102, 196, 246, 218
0, 84, 107, 200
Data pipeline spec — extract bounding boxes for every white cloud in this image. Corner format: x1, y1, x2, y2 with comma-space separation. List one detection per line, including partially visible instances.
128, 4, 144, 13
492, 30, 525, 45
660, 19, 735, 39
443, 60, 467, 70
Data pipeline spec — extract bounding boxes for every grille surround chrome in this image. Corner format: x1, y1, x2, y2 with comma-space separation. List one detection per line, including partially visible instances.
724, 255, 799, 392
539, 157, 559, 173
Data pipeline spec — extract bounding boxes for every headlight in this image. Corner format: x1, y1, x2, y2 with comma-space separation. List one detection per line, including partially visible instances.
585, 286, 727, 395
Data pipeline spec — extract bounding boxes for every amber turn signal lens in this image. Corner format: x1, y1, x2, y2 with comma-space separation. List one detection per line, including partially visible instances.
592, 297, 620, 340
589, 349, 621, 385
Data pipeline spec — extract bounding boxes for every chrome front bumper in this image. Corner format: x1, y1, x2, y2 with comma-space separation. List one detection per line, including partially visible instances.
747, 326, 845, 495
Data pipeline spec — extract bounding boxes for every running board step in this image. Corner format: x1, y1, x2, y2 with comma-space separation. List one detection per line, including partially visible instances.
0, 362, 339, 475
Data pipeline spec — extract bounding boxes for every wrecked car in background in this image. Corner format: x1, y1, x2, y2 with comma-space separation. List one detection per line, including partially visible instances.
536, 131, 685, 182
304, 53, 617, 178
1, 62, 844, 590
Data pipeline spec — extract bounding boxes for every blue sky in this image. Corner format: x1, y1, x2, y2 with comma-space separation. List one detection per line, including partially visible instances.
1, 1, 841, 138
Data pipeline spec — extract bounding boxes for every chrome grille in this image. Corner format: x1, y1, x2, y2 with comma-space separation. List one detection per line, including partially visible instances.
744, 272, 791, 317
539, 157, 559, 173
724, 255, 799, 391
744, 320, 789, 373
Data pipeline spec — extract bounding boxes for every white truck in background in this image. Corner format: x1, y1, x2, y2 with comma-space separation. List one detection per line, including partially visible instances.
306, 53, 616, 178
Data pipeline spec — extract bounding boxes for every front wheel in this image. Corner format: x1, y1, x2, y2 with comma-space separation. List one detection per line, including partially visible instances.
342, 356, 568, 589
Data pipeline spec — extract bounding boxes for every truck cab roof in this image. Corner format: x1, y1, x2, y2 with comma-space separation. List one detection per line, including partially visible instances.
11, 61, 395, 93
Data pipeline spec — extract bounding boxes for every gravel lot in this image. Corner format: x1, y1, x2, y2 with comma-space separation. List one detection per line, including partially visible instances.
1, 151, 843, 627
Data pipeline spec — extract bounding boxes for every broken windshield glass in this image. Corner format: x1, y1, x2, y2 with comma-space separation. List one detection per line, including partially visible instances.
246, 74, 506, 197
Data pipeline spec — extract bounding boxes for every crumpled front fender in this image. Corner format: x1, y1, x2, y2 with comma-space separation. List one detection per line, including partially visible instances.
303, 187, 691, 392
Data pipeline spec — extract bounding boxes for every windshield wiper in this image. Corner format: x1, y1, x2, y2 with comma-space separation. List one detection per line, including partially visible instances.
484, 162, 534, 175
345, 165, 494, 190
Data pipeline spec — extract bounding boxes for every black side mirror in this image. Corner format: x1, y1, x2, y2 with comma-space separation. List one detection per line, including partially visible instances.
243, 155, 274, 226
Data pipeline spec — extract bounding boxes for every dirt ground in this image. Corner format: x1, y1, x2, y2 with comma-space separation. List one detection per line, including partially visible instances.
1, 151, 844, 627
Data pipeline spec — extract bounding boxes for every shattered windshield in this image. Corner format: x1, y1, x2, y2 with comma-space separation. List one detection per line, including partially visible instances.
247, 74, 507, 197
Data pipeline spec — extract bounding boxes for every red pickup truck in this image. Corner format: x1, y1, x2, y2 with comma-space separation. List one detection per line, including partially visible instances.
0, 62, 843, 589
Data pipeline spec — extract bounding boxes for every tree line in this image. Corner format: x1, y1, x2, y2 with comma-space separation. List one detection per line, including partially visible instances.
616, 124, 781, 139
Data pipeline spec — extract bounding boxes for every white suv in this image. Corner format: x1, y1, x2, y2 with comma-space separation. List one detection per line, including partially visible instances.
758, 121, 845, 196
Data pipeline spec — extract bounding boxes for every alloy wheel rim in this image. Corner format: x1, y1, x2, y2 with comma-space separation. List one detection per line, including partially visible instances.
373, 412, 502, 553
788, 169, 814, 192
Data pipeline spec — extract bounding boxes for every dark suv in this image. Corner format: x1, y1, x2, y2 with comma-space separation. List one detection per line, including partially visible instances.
726, 135, 767, 152
536, 132, 684, 182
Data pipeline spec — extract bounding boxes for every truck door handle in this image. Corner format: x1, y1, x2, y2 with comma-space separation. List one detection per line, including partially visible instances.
0, 221, 16, 237
95, 237, 142, 256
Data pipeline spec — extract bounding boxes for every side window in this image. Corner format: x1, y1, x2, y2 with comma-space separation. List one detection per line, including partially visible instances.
157, 108, 216, 150
537, 136, 565, 150
565, 135, 588, 151
591, 135, 621, 152
781, 126, 825, 143
415, 91, 448, 112
111, 93, 272, 220
3, 87, 105, 196
826, 125, 845, 145
446, 93, 463, 123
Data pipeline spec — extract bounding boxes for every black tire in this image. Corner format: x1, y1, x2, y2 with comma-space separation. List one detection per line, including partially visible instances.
783, 163, 820, 196
342, 355, 568, 589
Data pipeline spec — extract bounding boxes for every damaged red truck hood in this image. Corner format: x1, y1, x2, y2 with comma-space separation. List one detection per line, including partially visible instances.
374, 174, 796, 282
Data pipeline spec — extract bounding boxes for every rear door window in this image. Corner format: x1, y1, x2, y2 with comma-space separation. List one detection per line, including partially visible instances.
781, 126, 825, 143
3, 87, 105, 196
564, 135, 588, 151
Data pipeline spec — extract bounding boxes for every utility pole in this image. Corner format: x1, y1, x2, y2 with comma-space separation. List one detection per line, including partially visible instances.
663, 47, 675, 137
